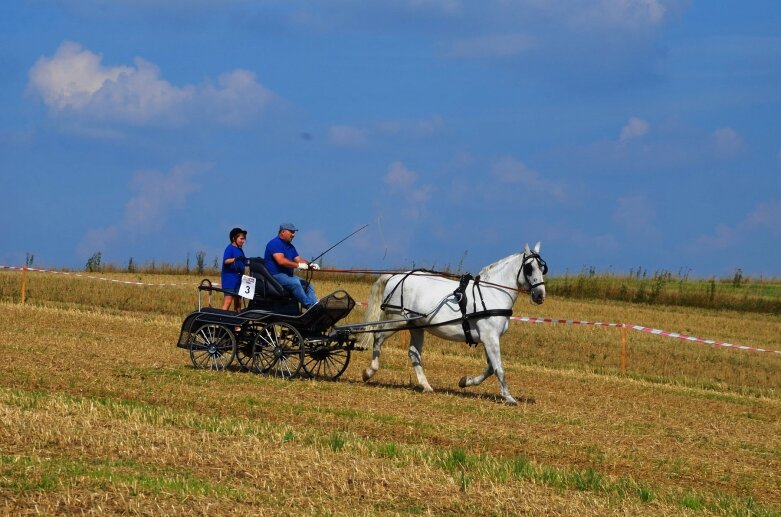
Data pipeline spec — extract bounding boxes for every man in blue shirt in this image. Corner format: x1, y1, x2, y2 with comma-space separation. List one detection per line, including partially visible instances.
264, 223, 319, 308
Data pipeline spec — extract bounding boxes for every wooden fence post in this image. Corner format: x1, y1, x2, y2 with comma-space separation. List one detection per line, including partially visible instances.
620, 325, 628, 371
21, 264, 28, 305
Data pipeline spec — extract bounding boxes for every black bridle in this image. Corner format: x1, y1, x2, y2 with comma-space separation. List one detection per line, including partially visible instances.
517, 251, 548, 290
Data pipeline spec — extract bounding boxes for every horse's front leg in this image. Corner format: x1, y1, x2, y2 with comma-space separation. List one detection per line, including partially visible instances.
479, 334, 517, 405
408, 328, 433, 392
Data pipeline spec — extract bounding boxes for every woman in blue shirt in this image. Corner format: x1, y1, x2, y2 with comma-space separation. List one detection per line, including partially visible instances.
221, 227, 247, 311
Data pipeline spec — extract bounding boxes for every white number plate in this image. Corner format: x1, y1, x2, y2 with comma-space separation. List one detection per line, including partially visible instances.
238, 275, 256, 300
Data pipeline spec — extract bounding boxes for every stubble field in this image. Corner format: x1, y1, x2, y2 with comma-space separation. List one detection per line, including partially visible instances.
1, 270, 780, 515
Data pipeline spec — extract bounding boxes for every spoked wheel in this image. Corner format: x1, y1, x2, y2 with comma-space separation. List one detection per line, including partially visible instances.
234, 338, 254, 372
302, 339, 351, 380
252, 322, 304, 378
189, 324, 236, 370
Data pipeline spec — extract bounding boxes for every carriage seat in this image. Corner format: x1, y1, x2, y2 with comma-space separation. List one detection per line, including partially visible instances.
247, 257, 288, 299
242, 290, 356, 335
245, 257, 310, 314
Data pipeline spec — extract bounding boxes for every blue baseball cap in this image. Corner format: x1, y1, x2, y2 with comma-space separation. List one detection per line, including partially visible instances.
279, 223, 298, 232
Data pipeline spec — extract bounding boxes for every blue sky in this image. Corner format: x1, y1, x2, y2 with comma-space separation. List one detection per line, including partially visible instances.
2, 0, 780, 278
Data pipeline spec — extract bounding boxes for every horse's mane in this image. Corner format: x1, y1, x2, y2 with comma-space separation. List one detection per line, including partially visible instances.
479, 252, 523, 278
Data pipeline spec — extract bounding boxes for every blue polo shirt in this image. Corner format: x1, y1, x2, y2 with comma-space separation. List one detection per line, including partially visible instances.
264, 236, 299, 276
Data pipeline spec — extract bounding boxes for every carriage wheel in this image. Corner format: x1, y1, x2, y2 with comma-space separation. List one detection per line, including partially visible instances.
189, 324, 236, 370
302, 340, 351, 380
251, 322, 304, 378
235, 324, 261, 372
234, 338, 254, 372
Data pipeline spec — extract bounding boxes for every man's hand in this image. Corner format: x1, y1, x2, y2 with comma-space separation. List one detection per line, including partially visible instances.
297, 262, 309, 270
309, 263, 320, 270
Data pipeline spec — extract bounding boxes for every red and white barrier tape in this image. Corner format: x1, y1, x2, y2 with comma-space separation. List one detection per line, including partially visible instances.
512, 316, 623, 329
4, 264, 778, 354
511, 316, 781, 355
0, 265, 197, 288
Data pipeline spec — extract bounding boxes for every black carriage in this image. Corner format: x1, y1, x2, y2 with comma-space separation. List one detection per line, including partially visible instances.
176, 258, 360, 380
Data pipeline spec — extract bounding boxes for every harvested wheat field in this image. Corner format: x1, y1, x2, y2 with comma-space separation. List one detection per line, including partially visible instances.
1, 272, 780, 515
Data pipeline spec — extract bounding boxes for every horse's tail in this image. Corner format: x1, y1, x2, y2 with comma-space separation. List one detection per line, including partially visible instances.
359, 274, 392, 348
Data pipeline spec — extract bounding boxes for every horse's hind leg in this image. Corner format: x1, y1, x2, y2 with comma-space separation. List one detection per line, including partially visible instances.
408, 328, 434, 392
458, 360, 494, 389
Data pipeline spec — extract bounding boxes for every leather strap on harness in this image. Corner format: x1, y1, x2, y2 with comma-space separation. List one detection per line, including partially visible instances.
381, 269, 432, 315
454, 274, 476, 345
382, 270, 513, 346
454, 274, 495, 346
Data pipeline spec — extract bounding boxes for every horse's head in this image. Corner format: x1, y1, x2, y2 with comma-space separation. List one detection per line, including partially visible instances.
518, 242, 547, 304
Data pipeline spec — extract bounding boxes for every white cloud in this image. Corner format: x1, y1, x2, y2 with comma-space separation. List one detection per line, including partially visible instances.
384, 161, 418, 188
582, 0, 668, 29
414, 115, 446, 136
381, 161, 435, 221
328, 125, 369, 147
745, 200, 781, 238
123, 162, 206, 230
202, 70, 275, 126
688, 224, 738, 252
493, 156, 538, 183
525, 0, 671, 31
28, 41, 275, 127
411, 184, 435, 203
712, 127, 744, 158
376, 115, 446, 137
407, 0, 462, 15
492, 156, 566, 200
77, 162, 210, 257
401, 184, 436, 220
445, 33, 536, 59
688, 200, 781, 254
28, 41, 132, 110
287, 0, 676, 33
620, 116, 650, 142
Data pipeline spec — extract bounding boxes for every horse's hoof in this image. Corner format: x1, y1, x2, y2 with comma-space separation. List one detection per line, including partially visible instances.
362, 369, 374, 382
422, 386, 434, 393
505, 396, 518, 406
458, 376, 468, 388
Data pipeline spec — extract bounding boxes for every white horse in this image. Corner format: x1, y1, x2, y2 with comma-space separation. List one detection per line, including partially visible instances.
361, 243, 547, 405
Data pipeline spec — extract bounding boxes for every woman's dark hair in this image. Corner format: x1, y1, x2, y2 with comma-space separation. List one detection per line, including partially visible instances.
229, 227, 247, 242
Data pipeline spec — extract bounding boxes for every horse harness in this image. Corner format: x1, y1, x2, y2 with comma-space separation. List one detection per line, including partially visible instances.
452, 273, 512, 345
380, 271, 515, 347
378, 252, 547, 346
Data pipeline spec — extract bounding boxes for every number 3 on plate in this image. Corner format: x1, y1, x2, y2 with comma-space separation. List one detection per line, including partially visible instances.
238, 275, 256, 300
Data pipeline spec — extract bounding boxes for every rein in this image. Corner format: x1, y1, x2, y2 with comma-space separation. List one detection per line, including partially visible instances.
320, 250, 547, 294
318, 267, 533, 294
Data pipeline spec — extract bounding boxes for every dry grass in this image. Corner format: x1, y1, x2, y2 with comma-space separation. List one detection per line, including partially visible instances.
1, 270, 780, 515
